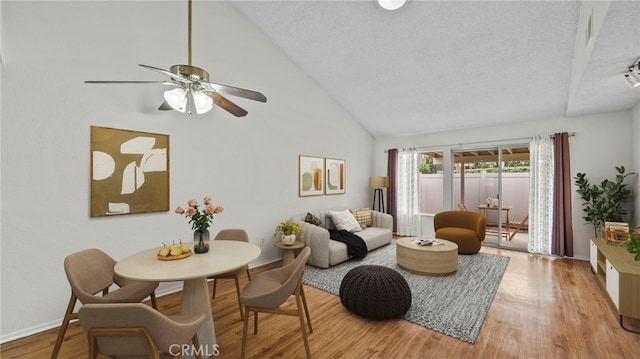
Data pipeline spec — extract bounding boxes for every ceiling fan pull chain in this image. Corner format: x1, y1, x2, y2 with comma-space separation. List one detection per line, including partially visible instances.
188, 0, 192, 66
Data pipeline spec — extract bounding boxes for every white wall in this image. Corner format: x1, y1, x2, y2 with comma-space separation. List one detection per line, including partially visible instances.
374, 111, 635, 261
0, 1, 374, 341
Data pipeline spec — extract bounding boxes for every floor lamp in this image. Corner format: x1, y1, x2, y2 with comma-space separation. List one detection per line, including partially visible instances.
369, 176, 388, 213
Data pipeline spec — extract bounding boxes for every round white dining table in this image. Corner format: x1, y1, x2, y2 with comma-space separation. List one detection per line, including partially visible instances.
114, 240, 261, 358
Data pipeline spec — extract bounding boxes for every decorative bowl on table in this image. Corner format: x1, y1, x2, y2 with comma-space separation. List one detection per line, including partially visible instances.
157, 250, 192, 261
156, 242, 192, 261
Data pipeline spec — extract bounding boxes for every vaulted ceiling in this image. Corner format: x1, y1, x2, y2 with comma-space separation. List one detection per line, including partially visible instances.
232, 0, 640, 137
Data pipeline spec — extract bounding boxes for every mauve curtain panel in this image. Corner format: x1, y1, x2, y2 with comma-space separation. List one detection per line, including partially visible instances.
552, 132, 574, 257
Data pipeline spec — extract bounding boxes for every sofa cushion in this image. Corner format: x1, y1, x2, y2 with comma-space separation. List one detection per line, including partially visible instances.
305, 212, 324, 227
357, 227, 393, 250
328, 209, 362, 233
349, 208, 372, 227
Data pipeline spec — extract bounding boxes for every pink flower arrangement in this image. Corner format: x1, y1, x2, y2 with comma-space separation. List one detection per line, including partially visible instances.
175, 196, 223, 232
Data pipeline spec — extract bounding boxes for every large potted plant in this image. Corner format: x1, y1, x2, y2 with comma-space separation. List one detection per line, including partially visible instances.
621, 229, 640, 261
574, 166, 635, 237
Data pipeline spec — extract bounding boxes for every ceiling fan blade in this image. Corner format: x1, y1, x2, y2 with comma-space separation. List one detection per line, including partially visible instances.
206, 82, 267, 103
85, 80, 172, 84
209, 92, 248, 117
158, 101, 173, 111
138, 64, 194, 84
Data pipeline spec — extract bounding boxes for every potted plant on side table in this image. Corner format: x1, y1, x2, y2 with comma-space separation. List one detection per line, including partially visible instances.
273, 219, 302, 245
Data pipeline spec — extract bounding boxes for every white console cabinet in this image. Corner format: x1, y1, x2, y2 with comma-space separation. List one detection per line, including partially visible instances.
589, 240, 598, 272
605, 259, 620, 309
590, 237, 640, 333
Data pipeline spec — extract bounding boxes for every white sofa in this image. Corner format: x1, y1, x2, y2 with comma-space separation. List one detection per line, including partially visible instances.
290, 207, 393, 268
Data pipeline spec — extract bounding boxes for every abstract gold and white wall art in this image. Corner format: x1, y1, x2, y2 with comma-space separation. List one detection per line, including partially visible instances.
90, 126, 169, 217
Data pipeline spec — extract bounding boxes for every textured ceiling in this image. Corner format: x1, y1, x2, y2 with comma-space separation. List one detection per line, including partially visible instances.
232, 0, 640, 137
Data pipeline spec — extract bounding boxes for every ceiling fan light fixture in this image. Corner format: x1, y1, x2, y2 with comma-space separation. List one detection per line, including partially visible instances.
192, 91, 214, 114
377, 0, 407, 11
623, 59, 640, 89
164, 88, 188, 112
625, 73, 640, 88
85, 0, 266, 117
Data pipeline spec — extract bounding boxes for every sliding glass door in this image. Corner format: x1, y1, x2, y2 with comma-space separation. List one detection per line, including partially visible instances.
452, 145, 529, 250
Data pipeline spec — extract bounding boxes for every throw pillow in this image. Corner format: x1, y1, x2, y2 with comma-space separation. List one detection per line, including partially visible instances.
305, 212, 324, 227
328, 209, 362, 233
349, 208, 372, 227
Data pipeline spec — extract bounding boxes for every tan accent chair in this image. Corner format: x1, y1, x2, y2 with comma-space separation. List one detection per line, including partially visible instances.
78, 303, 206, 359
51, 248, 159, 359
240, 247, 312, 359
209, 228, 252, 320
434, 210, 486, 254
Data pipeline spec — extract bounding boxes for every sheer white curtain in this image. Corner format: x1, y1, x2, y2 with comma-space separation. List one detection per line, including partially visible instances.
528, 135, 554, 254
397, 148, 420, 236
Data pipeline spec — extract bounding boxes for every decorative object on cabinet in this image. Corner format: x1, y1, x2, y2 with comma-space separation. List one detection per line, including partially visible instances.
90, 126, 169, 217
603, 222, 629, 244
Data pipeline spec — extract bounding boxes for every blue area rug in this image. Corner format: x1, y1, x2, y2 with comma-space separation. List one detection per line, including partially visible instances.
302, 242, 510, 343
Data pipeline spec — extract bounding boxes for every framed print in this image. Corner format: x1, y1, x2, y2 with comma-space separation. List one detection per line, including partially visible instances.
299, 155, 325, 197
325, 158, 346, 195
91, 126, 169, 217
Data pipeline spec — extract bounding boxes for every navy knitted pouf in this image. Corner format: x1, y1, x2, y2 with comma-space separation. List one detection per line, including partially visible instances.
339, 265, 411, 320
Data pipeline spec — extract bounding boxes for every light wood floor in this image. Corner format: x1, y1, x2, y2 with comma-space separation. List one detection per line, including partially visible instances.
2, 244, 639, 359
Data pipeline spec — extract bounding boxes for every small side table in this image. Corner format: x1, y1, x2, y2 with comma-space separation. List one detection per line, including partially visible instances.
274, 240, 305, 266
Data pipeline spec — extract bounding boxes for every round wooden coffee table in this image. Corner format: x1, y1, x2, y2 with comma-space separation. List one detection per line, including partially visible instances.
396, 237, 458, 275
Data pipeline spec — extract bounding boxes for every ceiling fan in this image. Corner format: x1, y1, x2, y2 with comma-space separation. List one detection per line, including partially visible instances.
85, 0, 266, 117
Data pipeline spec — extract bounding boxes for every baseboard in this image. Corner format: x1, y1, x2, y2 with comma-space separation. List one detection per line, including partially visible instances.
0, 257, 283, 344
0, 283, 182, 344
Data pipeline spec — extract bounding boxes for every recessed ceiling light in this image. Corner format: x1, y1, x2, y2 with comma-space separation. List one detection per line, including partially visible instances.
377, 0, 407, 11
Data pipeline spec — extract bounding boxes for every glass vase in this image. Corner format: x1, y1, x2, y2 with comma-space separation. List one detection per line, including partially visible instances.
193, 229, 210, 254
